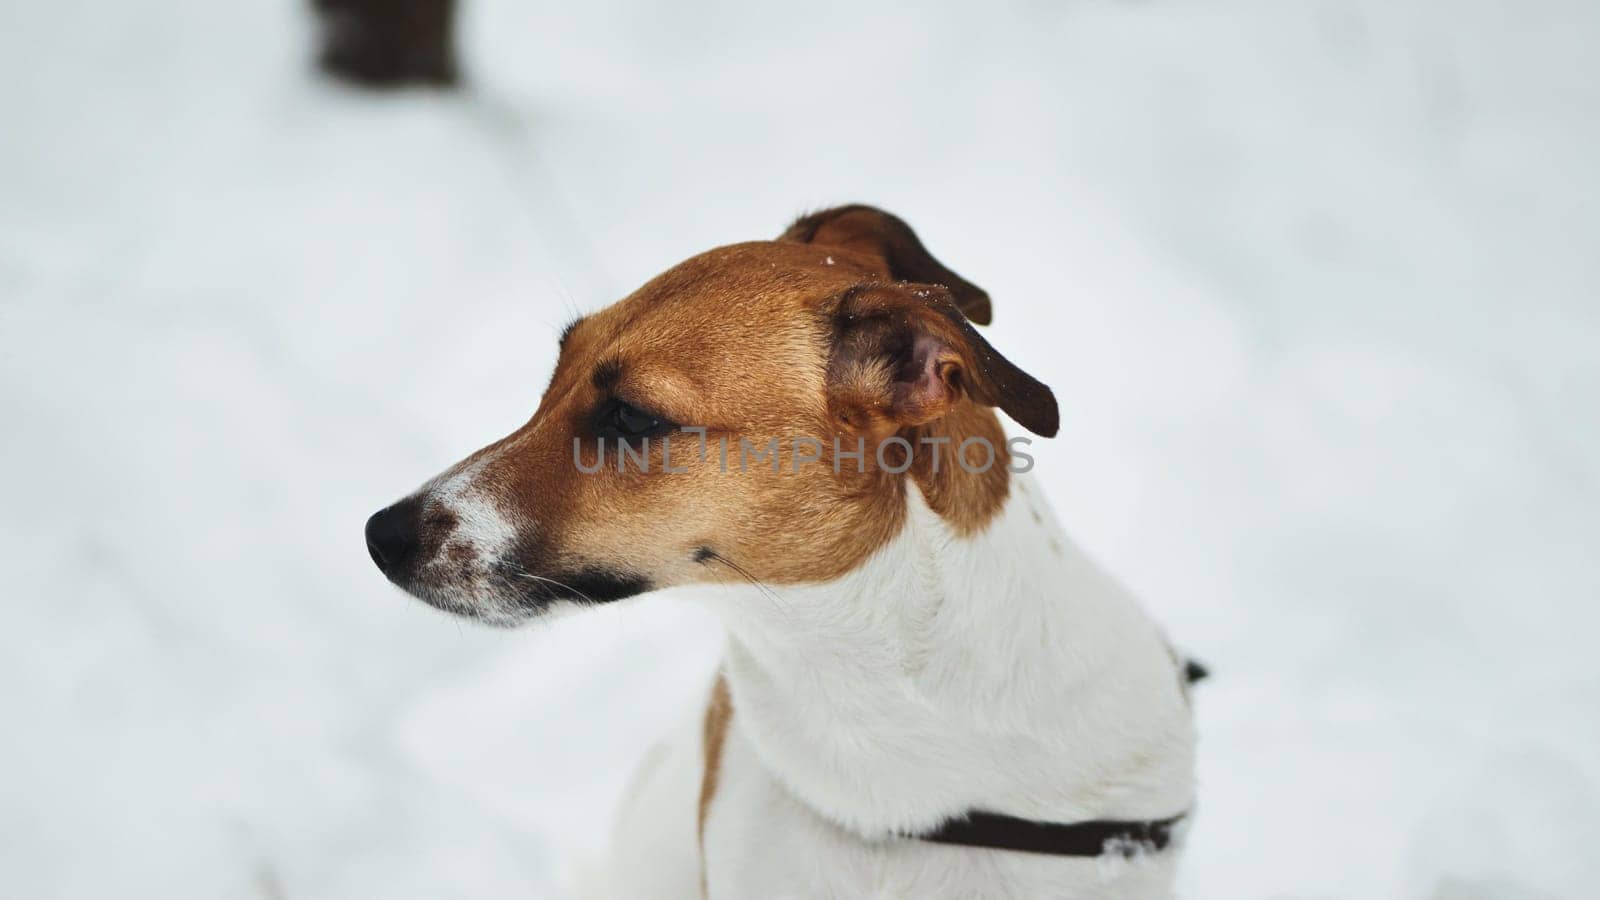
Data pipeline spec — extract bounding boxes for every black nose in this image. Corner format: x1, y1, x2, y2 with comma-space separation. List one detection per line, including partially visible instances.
365, 499, 422, 575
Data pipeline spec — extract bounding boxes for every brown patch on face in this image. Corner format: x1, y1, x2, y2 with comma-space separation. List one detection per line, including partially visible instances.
448, 239, 926, 592
379, 205, 1059, 619
698, 674, 732, 864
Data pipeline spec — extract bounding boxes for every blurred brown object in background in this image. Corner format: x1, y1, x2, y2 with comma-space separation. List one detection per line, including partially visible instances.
313, 0, 459, 88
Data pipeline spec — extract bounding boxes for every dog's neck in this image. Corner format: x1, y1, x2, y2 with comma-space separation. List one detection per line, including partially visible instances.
700, 473, 1197, 840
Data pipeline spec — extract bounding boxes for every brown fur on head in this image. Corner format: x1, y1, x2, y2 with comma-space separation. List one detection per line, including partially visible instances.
364, 205, 1058, 625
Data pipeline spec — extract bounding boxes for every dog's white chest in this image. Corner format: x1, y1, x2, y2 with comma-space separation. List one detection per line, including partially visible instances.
685, 482, 1196, 899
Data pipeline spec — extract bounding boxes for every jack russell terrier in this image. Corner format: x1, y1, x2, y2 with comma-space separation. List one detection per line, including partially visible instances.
366, 205, 1200, 898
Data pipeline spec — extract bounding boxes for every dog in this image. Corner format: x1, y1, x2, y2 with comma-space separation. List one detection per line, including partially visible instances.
365, 205, 1199, 898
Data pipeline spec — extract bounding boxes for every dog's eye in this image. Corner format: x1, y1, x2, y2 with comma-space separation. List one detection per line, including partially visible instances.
594, 399, 672, 441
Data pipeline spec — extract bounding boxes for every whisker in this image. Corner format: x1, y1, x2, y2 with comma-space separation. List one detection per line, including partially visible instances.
502, 563, 599, 606
700, 565, 790, 626
700, 550, 792, 618
483, 570, 546, 617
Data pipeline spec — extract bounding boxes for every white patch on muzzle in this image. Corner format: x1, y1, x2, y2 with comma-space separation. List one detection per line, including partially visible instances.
412, 452, 532, 625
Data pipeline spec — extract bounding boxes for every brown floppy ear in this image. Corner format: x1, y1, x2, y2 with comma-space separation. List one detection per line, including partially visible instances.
782, 205, 993, 325
826, 284, 1058, 438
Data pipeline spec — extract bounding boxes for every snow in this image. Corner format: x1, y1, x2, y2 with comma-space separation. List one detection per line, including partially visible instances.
3, 1, 1597, 897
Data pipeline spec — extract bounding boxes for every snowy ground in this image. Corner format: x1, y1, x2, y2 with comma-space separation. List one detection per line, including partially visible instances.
3, 1, 1598, 897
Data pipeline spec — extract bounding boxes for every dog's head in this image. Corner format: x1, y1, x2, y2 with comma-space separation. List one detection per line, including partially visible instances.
365, 206, 1058, 625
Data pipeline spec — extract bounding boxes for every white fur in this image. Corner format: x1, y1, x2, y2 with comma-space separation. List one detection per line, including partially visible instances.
606, 475, 1197, 898
413, 443, 538, 625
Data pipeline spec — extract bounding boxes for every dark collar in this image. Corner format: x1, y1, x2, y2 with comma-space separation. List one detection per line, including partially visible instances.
914, 661, 1202, 857
915, 810, 1186, 857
